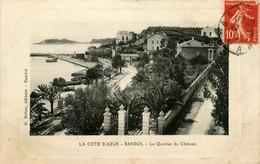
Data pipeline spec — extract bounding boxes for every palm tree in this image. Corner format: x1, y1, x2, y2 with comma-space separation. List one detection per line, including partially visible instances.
114, 90, 143, 131
30, 91, 48, 121
36, 84, 59, 114
52, 77, 67, 98
131, 68, 150, 86
141, 78, 182, 118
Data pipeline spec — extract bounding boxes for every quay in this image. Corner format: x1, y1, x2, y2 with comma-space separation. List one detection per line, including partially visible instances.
52, 55, 89, 68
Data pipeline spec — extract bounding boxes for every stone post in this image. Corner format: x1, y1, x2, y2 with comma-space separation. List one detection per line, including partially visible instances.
142, 106, 150, 135
103, 107, 112, 133
158, 111, 165, 133
58, 99, 63, 109
118, 104, 126, 135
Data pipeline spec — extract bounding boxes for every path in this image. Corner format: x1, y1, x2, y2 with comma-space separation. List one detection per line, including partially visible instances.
166, 81, 214, 135
110, 64, 137, 92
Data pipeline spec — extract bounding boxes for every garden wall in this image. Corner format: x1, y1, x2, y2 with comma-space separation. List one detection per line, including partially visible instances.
159, 62, 213, 133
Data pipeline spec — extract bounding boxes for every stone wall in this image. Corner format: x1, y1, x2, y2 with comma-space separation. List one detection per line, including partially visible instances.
157, 62, 213, 134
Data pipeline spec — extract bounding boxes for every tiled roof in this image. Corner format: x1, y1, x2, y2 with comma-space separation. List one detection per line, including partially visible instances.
179, 38, 208, 47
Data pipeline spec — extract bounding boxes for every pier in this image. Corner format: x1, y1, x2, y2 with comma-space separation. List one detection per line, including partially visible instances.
52, 55, 90, 68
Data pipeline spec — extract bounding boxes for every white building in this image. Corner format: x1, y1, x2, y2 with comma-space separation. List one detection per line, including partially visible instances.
146, 33, 165, 52
116, 31, 134, 44
201, 26, 218, 37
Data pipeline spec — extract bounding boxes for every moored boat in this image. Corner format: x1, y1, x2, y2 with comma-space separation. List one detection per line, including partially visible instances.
46, 57, 58, 62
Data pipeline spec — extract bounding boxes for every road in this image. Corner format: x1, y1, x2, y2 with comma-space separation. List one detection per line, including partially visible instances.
116, 64, 137, 91
166, 82, 214, 135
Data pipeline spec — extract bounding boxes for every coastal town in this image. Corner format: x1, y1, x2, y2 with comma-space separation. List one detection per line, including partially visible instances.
30, 25, 228, 136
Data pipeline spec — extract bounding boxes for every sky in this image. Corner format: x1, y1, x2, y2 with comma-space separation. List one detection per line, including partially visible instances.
32, 0, 222, 43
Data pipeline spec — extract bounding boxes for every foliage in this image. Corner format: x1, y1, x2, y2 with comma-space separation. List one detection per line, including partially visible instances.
90, 56, 99, 62
112, 54, 125, 73
52, 77, 67, 87
141, 77, 182, 117
86, 64, 103, 86
52, 77, 67, 98
137, 53, 150, 68
168, 55, 188, 89
88, 48, 112, 59
62, 82, 111, 135
152, 55, 172, 78
113, 90, 143, 130
36, 84, 59, 114
204, 48, 229, 134
131, 67, 151, 86
189, 55, 209, 65
30, 91, 48, 121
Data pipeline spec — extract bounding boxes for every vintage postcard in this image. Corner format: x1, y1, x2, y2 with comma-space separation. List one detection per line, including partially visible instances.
1, 0, 259, 163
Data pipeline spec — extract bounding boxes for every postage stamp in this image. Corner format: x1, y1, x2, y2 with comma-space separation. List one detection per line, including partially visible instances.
224, 1, 259, 44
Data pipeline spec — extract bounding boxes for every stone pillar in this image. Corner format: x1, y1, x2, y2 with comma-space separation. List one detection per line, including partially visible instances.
58, 99, 63, 109
142, 106, 150, 135
103, 107, 112, 133
158, 111, 165, 132
118, 104, 126, 135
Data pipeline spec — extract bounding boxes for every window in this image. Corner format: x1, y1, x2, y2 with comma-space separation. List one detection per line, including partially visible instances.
152, 46, 154, 50
187, 42, 190, 46
126, 36, 128, 41
157, 40, 159, 44
209, 32, 212, 36
203, 32, 206, 36
152, 40, 154, 44
122, 36, 124, 40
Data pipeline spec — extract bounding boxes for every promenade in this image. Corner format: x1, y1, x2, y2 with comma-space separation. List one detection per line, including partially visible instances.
52, 55, 111, 68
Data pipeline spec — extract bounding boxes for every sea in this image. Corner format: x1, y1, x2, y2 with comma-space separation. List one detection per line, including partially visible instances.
30, 43, 100, 91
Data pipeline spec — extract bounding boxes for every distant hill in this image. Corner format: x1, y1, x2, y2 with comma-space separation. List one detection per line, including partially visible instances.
91, 38, 116, 45
36, 39, 81, 44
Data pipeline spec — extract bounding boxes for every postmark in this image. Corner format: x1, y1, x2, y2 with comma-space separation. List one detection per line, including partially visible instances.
218, 0, 259, 55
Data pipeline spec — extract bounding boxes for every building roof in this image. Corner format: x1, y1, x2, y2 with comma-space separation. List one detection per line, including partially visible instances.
147, 33, 166, 40
202, 26, 219, 38
117, 31, 132, 35
178, 37, 208, 47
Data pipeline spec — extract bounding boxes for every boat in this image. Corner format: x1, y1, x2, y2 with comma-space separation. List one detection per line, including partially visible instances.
46, 57, 58, 62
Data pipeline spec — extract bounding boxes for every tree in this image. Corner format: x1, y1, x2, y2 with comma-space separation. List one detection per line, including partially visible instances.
62, 81, 111, 135
169, 55, 188, 89
112, 54, 125, 73
52, 77, 67, 88
36, 84, 59, 114
152, 55, 171, 78
138, 53, 150, 68
86, 64, 103, 86
204, 48, 229, 134
30, 91, 48, 121
141, 77, 182, 118
52, 77, 67, 98
113, 90, 143, 130
131, 67, 151, 86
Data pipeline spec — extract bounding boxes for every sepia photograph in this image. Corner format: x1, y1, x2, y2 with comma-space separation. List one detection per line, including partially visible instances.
30, 23, 229, 136
2, 0, 259, 163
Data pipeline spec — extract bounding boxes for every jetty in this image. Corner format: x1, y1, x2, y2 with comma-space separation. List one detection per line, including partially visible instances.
53, 56, 89, 68
50, 54, 112, 69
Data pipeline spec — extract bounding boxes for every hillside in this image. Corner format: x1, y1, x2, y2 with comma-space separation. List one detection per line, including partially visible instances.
37, 39, 80, 44
136, 26, 205, 46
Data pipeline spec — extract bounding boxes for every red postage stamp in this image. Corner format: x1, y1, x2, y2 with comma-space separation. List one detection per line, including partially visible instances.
224, 1, 259, 44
